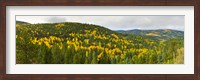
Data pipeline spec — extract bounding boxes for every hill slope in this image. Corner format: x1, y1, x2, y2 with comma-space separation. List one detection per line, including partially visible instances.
16, 21, 120, 38
16, 21, 30, 24
116, 29, 184, 40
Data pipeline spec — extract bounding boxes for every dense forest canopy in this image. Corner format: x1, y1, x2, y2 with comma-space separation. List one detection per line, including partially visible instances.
16, 21, 184, 64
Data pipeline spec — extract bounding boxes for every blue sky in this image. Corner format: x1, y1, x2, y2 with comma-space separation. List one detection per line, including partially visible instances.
16, 16, 184, 31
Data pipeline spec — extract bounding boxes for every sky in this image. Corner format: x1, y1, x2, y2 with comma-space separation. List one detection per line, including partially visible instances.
16, 16, 184, 31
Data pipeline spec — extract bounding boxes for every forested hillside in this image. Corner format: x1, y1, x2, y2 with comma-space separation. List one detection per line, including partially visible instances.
117, 29, 184, 40
16, 21, 184, 64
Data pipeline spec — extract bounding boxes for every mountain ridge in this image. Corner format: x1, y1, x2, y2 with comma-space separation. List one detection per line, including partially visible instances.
116, 29, 184, 40
16, 20, 184, 40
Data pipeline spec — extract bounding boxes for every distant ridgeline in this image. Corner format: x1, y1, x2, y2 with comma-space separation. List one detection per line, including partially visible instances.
116, 29, 184, 40
16, 21, 30, 24
16, 21, 184, 64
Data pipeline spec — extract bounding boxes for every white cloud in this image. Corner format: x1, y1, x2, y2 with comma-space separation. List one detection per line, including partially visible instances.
46, 16, 66, 23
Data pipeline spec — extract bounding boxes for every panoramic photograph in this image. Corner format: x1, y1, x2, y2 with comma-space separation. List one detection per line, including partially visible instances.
16, 16, 184, 64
